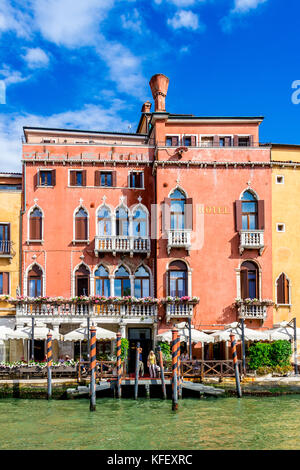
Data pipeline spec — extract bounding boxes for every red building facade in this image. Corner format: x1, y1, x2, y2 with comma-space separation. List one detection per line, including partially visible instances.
17, 74, 273, 362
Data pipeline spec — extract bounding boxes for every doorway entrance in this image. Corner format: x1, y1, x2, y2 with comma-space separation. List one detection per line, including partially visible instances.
76, 277, 89, 296
29, 339, 45, 361
128, 328, 152, 374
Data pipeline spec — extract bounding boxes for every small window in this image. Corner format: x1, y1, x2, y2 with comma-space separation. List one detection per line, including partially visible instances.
238, 137, 250, 147
277, 273, 290, 305
39, 170, 54, 186
0, 224, 10, 254
276, 223, 285, 232
184, 136, 192, 146
166, 136, 172, 146
100, 172, 112, 187
276, 175, 284, 184
201, 136, 214, 147
165, 136, 179, 147
0, 184, 22, 191
0, 272, 9, 295
129, 172, 143, 189
70, 170, 86, 187
219, 137, 232, 147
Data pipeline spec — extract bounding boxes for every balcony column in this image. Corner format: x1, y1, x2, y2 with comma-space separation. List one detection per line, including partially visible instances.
111, 214, 116, 253
109, 275, 114, 297
129, 275, 135, 297
152, 321, 158, 350
235, 268, 241, 299
119, 322, 126, 338
129, 215, 134, 255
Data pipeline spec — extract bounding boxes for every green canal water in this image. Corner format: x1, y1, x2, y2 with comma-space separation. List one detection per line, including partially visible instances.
0, 396, 299, 450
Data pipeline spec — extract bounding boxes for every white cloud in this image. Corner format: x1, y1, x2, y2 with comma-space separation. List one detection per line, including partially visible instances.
232, 0, 267, 13
167, 10, 204, 31
32, 0, 115, 47
0, 101, 132, 172
121, 8, 143, 34
0, 65, 30, 86
0, 0, 32, 39
22, 48, 50, 69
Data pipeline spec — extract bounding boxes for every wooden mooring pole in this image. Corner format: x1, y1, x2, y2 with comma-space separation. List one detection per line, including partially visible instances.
134, 342, 140, 400
46, 332, 52, 400
116, 331, 122, 398
90, 326, 96, 411
157, 346, 166, 399
230, 334, 242, 398
172, 328, 179, 411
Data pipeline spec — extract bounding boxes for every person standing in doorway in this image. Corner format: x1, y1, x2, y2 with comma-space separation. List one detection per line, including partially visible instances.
138, 346, 144, 377
147, 350, 157, 378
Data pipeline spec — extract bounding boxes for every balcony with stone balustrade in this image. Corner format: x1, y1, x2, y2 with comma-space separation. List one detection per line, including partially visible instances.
94, 235, 151, 257
167, 230, 191, 255
239, 230, 264, 255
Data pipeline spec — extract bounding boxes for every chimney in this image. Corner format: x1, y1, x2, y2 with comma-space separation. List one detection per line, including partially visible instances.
141, 101, 152, 113
149, 74, 169, 112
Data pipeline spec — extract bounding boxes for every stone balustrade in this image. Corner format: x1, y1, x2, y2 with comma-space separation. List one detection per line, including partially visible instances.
95, 235, 150, 257
239, 230, 264, 255
167, 230, 191, 254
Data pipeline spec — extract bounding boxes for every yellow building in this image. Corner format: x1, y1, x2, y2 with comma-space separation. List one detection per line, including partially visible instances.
0, 173, 22, 326
271, 145, 300, 344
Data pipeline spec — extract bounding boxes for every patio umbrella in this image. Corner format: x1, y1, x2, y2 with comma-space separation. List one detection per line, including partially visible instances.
267, 322, 299, 341
20, 326, 61, 341
157, 328, 214, 344
212, 322, 269, 342
64, 326, 116, 341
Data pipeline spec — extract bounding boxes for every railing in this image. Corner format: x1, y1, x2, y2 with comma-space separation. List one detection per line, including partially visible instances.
239, 230, 264, 255
181, 360, 242, 380
77, 361, 117, 381
167, 229, 191, 254
95, 235, 150, 256
16, 302, 158, 318
157, 140, 268, 149
165, 302, 194, 320
238, 303, 267, 320
0, 240, 11, 255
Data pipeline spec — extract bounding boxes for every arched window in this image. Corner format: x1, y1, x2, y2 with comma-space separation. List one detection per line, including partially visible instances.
116, 208, 129, 236
28, 265, 43, 297
277, 273, 290, 305
134, 266, 150, 298
241, 191, 258, 230
75, 264, 90, 296
114, 266, 131, 297
94, 266, 110, 296
133, 208, 147, 237
75, 208, 88, 241
29, 208, 43, 240
168, 260, 187, 297
97, 207, 112, 236
170, 189, 186, 230
240, 261, 258, 299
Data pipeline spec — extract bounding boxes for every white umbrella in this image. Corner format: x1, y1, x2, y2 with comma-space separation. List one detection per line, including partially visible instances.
20, 326, 61, 340
267, 323, 298, 341
212, 322, 269, 342
0, 326, 16, 340
64, 326, 116, 342
157, 328, 214, 344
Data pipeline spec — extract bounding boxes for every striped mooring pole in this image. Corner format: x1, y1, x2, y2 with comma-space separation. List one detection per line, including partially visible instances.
230, 334, 242, 398
90, 325, 96, 411
172, 328, 179, 411
46, 332, 52, 400
116, 331, 122, 398
134, 342, 140, 400
157, 346, 166, 399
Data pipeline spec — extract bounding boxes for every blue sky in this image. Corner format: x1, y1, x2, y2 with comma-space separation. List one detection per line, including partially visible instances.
0, 0, 299, 171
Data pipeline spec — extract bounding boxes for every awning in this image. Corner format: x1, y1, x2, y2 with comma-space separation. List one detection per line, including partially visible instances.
64, 327, 116, 342
212, 322, 269, 342
157, 328, 214, 344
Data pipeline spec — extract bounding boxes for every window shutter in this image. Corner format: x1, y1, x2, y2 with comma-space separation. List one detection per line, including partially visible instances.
225, 137, 231, 147
284, 276, 289, 304
185, 198, 193, 230
76, 218, 87, 240
129, 172, 133, 188
52, 170, 56, 186
240, 269, 248, 299
30, 216, 36, 240
277, 274, 285, 304
112, 171, 117, 187
235, 200, 243, 232
162, 198, 171, 232
70, 171, 76, 186
82, 170, 87, 186
257, 200, 265, 230
3, 272, 9, 295
249, 135, 254, 147
171, 136, 178, 147
213, 135, 219, 147
95, 171, 101, 186
233, 135, 239, 147
34, 172, 38, 188
191, 136, 196, 146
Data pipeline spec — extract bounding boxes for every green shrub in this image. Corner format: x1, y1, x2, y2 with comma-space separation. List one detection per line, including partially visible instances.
157, 341, 171, 360
248, 342, 272, 370
248, 340, 292, 370
114, 338, 129, 361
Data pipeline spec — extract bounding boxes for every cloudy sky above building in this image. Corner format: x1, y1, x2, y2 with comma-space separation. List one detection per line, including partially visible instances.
0, 0, 298, 170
